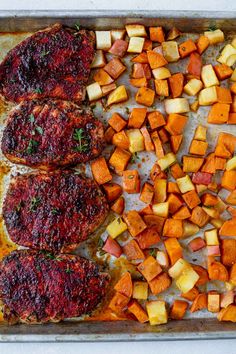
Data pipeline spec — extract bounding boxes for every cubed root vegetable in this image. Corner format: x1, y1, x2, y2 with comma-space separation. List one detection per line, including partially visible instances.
103, 183, 122, 202
123, 210, 147, 237
218, 305, 236, 322
108, 292, 129, 314
102, 236, 122, 258
137, 256, 162, 281
170, 300, 188, 320
208, 261, 229, 281
114, 272, 133, 298
123, 239, 144, 260
219, 219, 236, 237
90, 157, 112, 185
148, 272, 171, 295
128, 300, 149, 323
190, 293, 207, 313
135, 226, 161, 249
135, 87, 155, 107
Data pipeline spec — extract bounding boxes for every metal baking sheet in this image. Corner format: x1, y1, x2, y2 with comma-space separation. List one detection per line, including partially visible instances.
0, 10, 236, 342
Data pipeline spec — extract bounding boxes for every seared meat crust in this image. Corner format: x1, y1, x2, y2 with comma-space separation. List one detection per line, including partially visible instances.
2, 170, 109, 252
0, 250, 109, 324
0, 24, 95, 103
1, 100, 104, 170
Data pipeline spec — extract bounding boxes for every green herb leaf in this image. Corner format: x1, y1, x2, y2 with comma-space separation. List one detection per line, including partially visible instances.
74, 22, 80, 31
26, 139, 39, 154
29, 196, 41, 212
73, 128, 89, 152
35, 126, 43, 135
65, 266, 73, 274
97, 238, 104, 248
40, 50, 50, 57
149, 249, 156, 257
128, 175, 134, 179
29, 114, 35, 123
15, 201, 23, 212
51, 208, 60, 215
208, 24, 217, 32
125, 107, 130, 114
34, 88, 43, 94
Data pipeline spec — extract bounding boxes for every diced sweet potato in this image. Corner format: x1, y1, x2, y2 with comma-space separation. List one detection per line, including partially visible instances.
218, 305, 236, 322
201, 193, 218, 206
109, 292, 130, 313
147, 50, 167, 69
109, 147, 131, 172
189, 206, 210, 227
150, 163, 167, 181
158, 128, 169, 144
170, 135, 183, 154
149, 26, 165, 42
164, 238, 183, 265
220, 291, 234, 309
167, 193, 183, 214
137, 256, 162, 281
221, 171, 236, 190
226, 190, 236, 205
169, 73, 184, 98
187, 52, 202, 78
230, 263, 236, 285
114, 272, 133, 298
128, 300, 149, 323
190, 293, 207, 313
135, 226, 161, 249
179, 39, 197, 58
140, 182, 154, 204
214, 63, 233, 80
111, 196, 125, 215
104, 58, 126, 79
91, 157, 112, 185
208, 261, 229, 281
136, 87, 155, 107
123, 210, 147, 237
182, 190, 201, 209
165, 114, 188, 135
147, 111, 166, 129
155, 79, 169, 97
94, 69, 114, 86
104, 126, 115, 144
130, 77, 148, 88
170, 163, 185, 179
109, 112, 127, 132
123, 239, 145, 261
181, 286, 199, 301
168, 182, 181, 194
170, 300, 188, 320
112, 130, 130, 150
140, 126, 155, 151
163, 219, 183, 238
153, 179, 167, 203
123, 170, 140, 194
207, 103, 230, 124
192, 265, 209, 286
132, 52, 148, 63
132, 63, 151, 79
183, 156, 204, 173
219, 218, 236, 237
143, 215, 165, 234
221, 239, 236, 266
173, 206, 191, 220
201, 153, 216, 174
216, 86, 232, 104
103, 183, 122, 202
148, 272, 171, 295
189, 140, 208, 156
128, 107, 147, 128
196, 35, 209, 54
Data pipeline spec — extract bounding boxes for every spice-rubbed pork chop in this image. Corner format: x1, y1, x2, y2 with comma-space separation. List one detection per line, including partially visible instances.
1, 100, 104, 170
0, 250, 110, 324
0, 23, 95, 103
2, 170, 109, 253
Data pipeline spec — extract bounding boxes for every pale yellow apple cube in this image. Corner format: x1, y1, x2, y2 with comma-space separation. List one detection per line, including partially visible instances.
86, 82, 103, 101
176, 175, 195, 193
106, 217, 128, 239
127, 129, 145, 153
175, 267, 199, 293
96, 31, 112, 50
198, 86, 217, 106
125, 24, 147, 37
162, 41, 180, 62
107, 85, 128, 106
132, 281, 148, 300
127, 37, 145, 53
164, 98, 190, 114
152, 67, 171, 80
152, 202, 169, 218
201, 64, 219, 87
146, 301, 168, 325
158, 152, 176, 171
204, 29, 224, 44
226, 156, 236, 171
184, 78, 203, 96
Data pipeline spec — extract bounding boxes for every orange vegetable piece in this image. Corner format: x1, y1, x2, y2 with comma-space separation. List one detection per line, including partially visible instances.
173, 206, 191, 220
111, 196, 125, 215
123, 239, 145, 261
155, 79, 169, 97
167, 193, 183, 214
214, 63, 233, 80
143, 215, 165, 234
217, 132, 236, 155
182, 190, 201, 209
201, 153, 216, 174
135, 226, 161, 249
216, 86, 232, 104
132, 52, 148, 63
128, 300, 149, 323
104, 58, 126, 79
109, 292, 130, 313
208, 261, 229, 281
219, 218, 236, 237
181, 287, 199, 301
136, 87, 155, 107
226, 190, 236, 205
151, 131, 165, 158
165, 114, 188, 135
215, 157, 226, 170
183, 156, 204, 173
123, 170, 140, 194
149, 26, 165, 42
189, 206, 210, 227
104, 126, 115, 144
189, 140, 208, 156
132, 63, 151, 79
109, 112, 127, 132
139, 182, 154, 204
187, 52, 202, 79
170, 163, 185, 179
93, 68, 114, 86
137, 255, 162, 281
170, 300, 188, 320
192, 265, 209, 286
129, 77, 148, 88
128, 108, 147, 128
112, 130, 130, 150
91, 157, 112, 185
158, 128, 169, 144
196, 35, 209, 54
207, 103, 230, 124
190, 293, 207, 313
123, 210, 147, 237
147, 111, 166, 129
103, 183, 122, 202
221, 239, 236, 266
150, 163, 167, 181
201, 193, 218, 206
148, 272, 171, 295
228, 113, 236, 124
154, 178, 167, 203
164, 238, 183, 265
143, 39, 152, 51
163, 219, 183, 238
230, 263, 236, 284
114, 272, 133, 298
109, 147, 131, 172
179, 39, 197, 58
170, 134, 183, 154
221, 171, 236, 191
168, 73, 184, 98
167, 182, 181, 194
218, 305, 236, 322
140, 126, 155, 151
139, 205, 153, 216
147, 50, 167, 69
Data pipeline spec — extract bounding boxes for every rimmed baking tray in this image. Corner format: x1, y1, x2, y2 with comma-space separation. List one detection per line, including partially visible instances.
0, 10, 236, 342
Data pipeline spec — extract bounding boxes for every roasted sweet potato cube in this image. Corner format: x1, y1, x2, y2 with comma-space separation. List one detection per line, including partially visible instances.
103, 183, 122, 202
208, 261, 229, 282
214, 63, 233, 80
147, 50, 167, 69
201, 193, 218, 206
170, 163, 185, 179
167, 193, 183, 214
190, 293, 207, 313
112, 130, 130, 150
221, 239, 236, 266
216, 87, 232, 104
123, 210, 147, 237
168, 73, 184, 98
183, 156, 204, 173
181, 286, 199, 301
207, 103, 230, 124
173, 206, 191, 220
218, 304, 236, 322
189, 206, 210, 227
189, 140, 208, 156
109, 292, 130, 313
91, 157, 112, 185
164, 238, 183, 265
104, 57, 126, 79
168, 182, 181, 194
148, 272, 171, 295
123, 170, 140, 194
128, 300, 149, 323
153, 179, 167, 203
109, 147, 131, 172
221, 171, 236, 190
179, 39, 197, 58
139, 182, 154, 204
170, 300, 188, 320
114, 272, 133, 298
111, 196, 125, 215
155, 79, 169, 97
137, 256, 162, 281
140, 126, 154, 151
192, 265, 209, 286
158, 128, 169, 144
165, 114, 188, 135
147, 111, 165, 129
136, 87, 155, 107
196, 35, 209, 54
104, 126, 115, 143
163, 219, 183, 238
94, 69, 114, 86
143, 215, 165, 234
135, 226, 161, 249
109, 112, 127, 132
149, 26, 165, 42
128, 107, 147, 128
123, 239, 145, 261
170, 135, 183, 154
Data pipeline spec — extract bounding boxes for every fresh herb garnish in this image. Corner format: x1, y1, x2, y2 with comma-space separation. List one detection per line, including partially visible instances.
159, 95, 165, 101
34, 88, 43, 94
28, 114, 35, 123
125, 107, 130, 114
73, 128, 89, 152
149, 249, 156, 257
130, 152, 140, 163
29, 196, 41, 212
51, 208, 60, 215
65, 266, 73, 274
15, 201, 23, 212
26, 139, 39, 154
208, 24, 217, 32
97, 238, 104, 248
128, 175, 134, 179
74, 22, 80, 31
40, 50, 50, 57
35, 126, 43, 135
